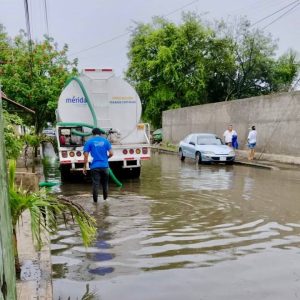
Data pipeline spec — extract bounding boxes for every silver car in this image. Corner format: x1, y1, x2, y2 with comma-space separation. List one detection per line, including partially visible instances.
179, 133, 235, 164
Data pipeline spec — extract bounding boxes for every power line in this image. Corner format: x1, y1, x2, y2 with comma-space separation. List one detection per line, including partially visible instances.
164, 0, 199, 17
23, 0, 32, 43
251, 0, 300, 27
69, 32, 130, 57
69, 0, 199, 57
262, 1, 300, 29
43, 0, 49, 36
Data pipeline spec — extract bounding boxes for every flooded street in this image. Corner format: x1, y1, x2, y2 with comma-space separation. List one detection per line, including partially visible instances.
51, 152, 300, 300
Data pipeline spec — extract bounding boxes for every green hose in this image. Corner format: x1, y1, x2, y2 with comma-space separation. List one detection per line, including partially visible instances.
62, 77, 98, 136
56, 122, 106, 136
58, 76, 123, 187
39, 181, 60, 187
109, 169, 122, 187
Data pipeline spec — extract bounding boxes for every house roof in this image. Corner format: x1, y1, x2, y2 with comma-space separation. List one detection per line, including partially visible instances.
1, 91, 35, 114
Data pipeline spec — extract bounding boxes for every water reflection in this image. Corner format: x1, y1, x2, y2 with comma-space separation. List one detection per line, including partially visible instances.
52, 153, 300, 300
179, 164, 234, 190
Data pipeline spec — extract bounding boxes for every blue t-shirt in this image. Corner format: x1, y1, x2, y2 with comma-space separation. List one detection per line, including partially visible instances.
83, 136, 112, 169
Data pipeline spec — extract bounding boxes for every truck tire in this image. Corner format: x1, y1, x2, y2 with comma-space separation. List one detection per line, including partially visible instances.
132, 167, 141, 178
123, 167, 141, 179
60, 164, 71, 182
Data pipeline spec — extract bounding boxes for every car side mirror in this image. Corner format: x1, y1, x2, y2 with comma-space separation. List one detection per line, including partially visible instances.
189, 141, 195, 146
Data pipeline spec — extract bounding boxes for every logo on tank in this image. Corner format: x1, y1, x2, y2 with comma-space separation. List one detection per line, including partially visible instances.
65, 97, 87, 104
110, 96, 136, 104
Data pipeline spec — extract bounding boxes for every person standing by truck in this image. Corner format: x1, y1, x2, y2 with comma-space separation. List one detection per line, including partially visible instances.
83, 128, 113, 202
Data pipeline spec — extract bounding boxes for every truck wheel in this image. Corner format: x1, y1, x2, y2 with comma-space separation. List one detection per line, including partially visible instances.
131, 167, 141, 179
60, 165, 71, 182
123, 167, 141, 179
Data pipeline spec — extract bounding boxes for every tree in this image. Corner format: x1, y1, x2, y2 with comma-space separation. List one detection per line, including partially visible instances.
3, 111, 24, 160
0, 26, 77, 133
126, 15, 213, 127
214, 18, 299, 100
126, 15, 299, 127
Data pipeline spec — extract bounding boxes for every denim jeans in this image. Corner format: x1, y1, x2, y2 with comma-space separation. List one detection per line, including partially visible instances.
91, 168, 109, 202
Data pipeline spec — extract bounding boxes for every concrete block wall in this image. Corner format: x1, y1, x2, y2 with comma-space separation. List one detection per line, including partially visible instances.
162, 91, 300, 157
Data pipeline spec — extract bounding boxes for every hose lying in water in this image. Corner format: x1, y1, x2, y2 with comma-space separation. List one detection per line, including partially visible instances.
57, 76, 122, 187
109, 169, 122, 187
39, 181, 60, 187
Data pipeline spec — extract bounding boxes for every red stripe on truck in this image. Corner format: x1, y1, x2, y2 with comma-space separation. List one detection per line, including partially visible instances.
84, 69, 96, 72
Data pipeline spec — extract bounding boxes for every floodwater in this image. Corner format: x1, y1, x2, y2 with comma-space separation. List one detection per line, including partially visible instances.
50, 152, 300, 300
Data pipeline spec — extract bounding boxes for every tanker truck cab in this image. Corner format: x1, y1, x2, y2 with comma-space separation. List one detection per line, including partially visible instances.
56, 68, 151, 180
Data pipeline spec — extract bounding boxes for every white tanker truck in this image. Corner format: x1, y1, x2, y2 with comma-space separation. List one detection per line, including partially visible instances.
56, 68, 151, 180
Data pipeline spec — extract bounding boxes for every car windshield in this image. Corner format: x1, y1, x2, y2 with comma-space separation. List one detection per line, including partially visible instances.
197, 136, 222, 145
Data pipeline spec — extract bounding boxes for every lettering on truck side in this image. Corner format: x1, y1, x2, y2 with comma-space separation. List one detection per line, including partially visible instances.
65, 97, 87, 104
109, 100, 136, 104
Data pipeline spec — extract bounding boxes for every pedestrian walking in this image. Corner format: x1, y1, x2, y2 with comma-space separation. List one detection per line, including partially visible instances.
247, 125, 257, 161
223, 125, 237, 147
83, 128, 113, 202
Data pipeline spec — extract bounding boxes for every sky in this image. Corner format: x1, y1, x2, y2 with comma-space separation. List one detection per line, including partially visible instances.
1, 0, 300, 76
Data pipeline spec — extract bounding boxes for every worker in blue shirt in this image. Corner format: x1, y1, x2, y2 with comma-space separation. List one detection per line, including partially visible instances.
83, 128, 113, 202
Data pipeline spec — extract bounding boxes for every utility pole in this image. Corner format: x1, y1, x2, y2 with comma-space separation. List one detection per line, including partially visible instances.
0, 83, 17, 299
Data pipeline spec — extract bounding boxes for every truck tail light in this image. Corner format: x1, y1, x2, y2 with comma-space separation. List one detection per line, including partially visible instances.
76, 151, 82, 157
62, 151, 68, 158
69, 151, 75, 157
129, 149, 134, 154
136, 148, 141, 154
142, 147, 148, 154
123, 149, 128, 155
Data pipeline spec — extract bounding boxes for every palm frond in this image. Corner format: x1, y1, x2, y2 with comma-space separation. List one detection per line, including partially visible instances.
8, 159, 96, 252
8, 159, 16, 190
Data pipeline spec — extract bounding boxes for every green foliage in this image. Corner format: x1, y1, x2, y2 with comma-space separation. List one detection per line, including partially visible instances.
23, 133, 43, 148
8, 160, 96, 253
127, 14, 212, 127
3, 110, 24, 159
0, 25, 78, 133
126, 15, 299, 127
213, 18, 299, 99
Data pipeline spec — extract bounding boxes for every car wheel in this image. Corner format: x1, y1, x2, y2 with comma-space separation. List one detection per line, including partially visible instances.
195, 152, 202, 164
179, 148, 185, 161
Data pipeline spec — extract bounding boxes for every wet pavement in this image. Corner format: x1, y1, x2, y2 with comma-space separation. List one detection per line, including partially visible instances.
50, 152, 300, 300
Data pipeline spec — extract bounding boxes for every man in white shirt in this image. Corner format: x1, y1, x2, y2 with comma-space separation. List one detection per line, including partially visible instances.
247, 125, 257, 160
223, 125, 237, 147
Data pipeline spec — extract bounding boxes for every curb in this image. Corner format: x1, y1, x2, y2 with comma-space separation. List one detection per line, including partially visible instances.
234, 160, 279, 170
16, 211, 52, 300
152, 146, 281, 170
